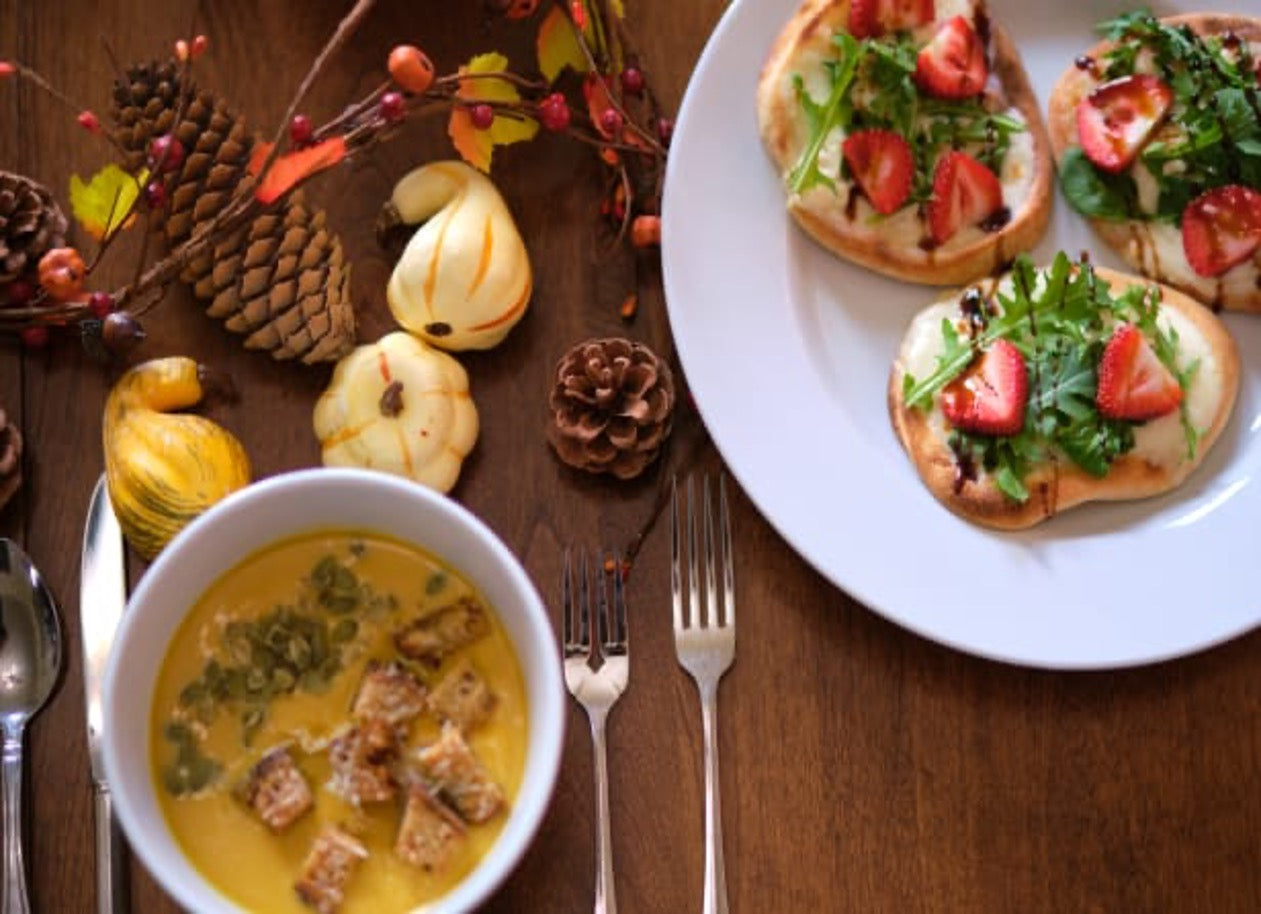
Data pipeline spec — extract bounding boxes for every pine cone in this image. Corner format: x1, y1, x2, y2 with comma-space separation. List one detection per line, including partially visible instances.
548, 338, 675, 480
110, 61, 355, 363
0, 171, 68, 293
0, 408, 22, 513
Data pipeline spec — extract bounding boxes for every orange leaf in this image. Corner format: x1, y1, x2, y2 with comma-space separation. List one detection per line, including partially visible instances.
247, 136, 348, 205
448, 108, 492, 172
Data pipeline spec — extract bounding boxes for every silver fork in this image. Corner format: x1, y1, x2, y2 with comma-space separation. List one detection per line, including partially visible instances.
563, 548, 629, 914
672, 475, 736, 914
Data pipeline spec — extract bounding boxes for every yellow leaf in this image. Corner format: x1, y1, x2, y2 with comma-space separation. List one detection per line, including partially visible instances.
68, 164, 147, 241
608, 0, 624, 17
537, 6, 588, 82
448, 53, 540, 172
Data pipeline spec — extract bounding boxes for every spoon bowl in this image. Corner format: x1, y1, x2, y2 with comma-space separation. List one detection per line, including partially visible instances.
0, 539, 64, 914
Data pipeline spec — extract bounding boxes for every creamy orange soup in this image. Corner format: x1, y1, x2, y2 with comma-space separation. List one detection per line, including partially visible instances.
150, 530, 528, 913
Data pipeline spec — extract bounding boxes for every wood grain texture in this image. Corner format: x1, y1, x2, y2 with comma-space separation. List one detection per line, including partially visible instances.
2, 1, 1261, 913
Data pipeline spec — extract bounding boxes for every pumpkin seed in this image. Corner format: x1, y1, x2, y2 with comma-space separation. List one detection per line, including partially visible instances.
330, 619, 358, 643
425, 572, 448, 596
271, 667, 296, 692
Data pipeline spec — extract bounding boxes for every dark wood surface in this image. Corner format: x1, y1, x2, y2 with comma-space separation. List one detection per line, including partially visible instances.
3, 1, 1261, 912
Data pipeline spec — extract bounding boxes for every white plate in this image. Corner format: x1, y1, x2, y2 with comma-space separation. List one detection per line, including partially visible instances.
661, 0, 1261, 669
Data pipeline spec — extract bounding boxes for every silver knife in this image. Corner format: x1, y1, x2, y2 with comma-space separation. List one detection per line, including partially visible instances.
80, 475, 129, 914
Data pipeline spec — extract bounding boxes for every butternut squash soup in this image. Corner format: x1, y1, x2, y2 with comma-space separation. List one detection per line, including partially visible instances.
150, 530, 528, 913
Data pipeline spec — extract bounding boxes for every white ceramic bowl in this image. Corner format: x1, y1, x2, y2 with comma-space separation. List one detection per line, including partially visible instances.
102, 467, 565, 913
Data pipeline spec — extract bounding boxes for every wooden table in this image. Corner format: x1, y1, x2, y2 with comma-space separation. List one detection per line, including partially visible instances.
3, 1, 1261, 912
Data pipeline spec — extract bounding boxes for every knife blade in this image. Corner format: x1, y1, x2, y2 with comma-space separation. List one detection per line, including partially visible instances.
80, 475, 129, 914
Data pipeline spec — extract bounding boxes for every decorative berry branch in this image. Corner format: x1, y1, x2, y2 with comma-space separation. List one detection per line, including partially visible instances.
0, 0, 672, 357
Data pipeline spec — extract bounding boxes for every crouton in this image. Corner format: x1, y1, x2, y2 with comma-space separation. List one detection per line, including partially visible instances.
327, 718, 398, 806
294, 824, 368, 914
394, 785, 466, 873
242, 747, 313, 833
427, 659, 497, 732
351, 661, 427, 726
415, 722, 505, 824
393, 596, 490, 666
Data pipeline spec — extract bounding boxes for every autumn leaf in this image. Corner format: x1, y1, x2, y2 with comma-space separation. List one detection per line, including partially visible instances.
537, 5, 588, 82
448, 52, 540, 172
584, 74, 652, 150
68, 164, 147, 240
247, 136, 348, 204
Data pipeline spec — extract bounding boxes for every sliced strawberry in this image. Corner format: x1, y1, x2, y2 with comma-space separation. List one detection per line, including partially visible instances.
841, 129, 914, 215
1096, 323, 1182, 421
940, 338, 1027, 436
926, 150, 1003, 245
1181, 185, 1261, 278
914, 16, 988, 100
848, 0, 934, 38
1075, 74, 1173, 174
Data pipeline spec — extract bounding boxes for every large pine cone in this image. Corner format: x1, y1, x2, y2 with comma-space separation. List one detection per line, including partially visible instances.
0, 408, 22, 513
0, 171, 68, 292
548, 338, 675, 480
110, 61, 354, 363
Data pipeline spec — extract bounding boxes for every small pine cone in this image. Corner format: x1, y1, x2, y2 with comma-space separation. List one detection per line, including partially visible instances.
110, 61, 355, 364
0, 171, 68, 291
0, 408, 22, 513
548, 338, 675, 480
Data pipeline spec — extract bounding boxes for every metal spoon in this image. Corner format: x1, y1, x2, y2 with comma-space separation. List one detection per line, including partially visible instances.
0, 539, 63, 914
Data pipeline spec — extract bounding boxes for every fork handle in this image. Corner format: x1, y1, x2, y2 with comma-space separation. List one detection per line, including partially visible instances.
588, 709, 617, 914
700, 683, 729, 914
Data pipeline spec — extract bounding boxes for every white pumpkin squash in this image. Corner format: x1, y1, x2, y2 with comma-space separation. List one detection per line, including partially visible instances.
386, 160, 532, 351
313, 332, 479, 492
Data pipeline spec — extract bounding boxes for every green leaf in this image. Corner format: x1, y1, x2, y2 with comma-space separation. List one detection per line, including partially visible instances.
68, 164, 148, 240
1058, 148, 1137, 220
786, 32, 862, 195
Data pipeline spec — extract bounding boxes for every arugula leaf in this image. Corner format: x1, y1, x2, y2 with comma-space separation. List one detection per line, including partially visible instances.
1058, 148, 1139, 220
786, 33, 862, 195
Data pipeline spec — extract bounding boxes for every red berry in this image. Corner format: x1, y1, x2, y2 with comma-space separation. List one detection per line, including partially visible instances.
570, 0, 587, 30
1096, 323, 1182, 421
191, 35, 209, 58
599, 108, 624, 137
144, 181, 167, 210
470, 104, 495, 130
3, 279, 34, 308
77, 111, 101, 134
379, 91, 406, 124
0, 61, 15, 78
289, 114, 314, 147
20, 325, 49, 349
656, 116, 674, 145
87, 291, 115, 319
539, 93, 571, 132
940, 339, 1028, 436
149, 134, 185, 172
620, 67, 645, 96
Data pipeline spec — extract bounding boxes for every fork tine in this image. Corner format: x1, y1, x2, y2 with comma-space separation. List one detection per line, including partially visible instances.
687, 475, 702, 629
594, 549, 611, 655
562, 546, 575, 650
578, 549, 592, 652
720, 475, 735, 629
671, 476, 684, 632
703, 476, 719, 629
609, 550, 628, 653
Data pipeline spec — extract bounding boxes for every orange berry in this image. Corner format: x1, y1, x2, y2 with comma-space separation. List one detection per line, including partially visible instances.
570, 0, 587, 30
631, 215, 661, 248
37, 247, 87, 301
388, 45, 435, 94
174, 39, 190, 62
